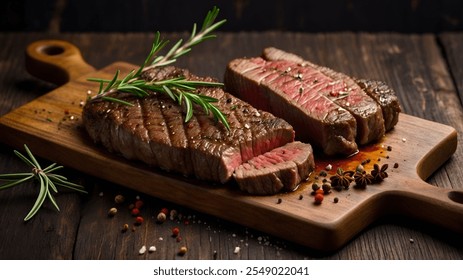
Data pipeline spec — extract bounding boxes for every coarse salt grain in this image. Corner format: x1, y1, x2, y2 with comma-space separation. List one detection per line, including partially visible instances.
139, 245, 146, 255
149, 246, 157, 253
234, 247, 240, 254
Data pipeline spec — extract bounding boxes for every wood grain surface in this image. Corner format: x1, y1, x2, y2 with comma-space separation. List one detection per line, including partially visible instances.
0, 32, 462, 259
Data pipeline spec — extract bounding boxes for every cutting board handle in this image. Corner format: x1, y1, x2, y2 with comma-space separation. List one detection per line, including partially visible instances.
25, 40, 95, 85
393, 180, 463, 233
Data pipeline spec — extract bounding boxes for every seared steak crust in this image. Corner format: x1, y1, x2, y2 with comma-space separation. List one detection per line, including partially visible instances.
83, 66, 295, 184
354, 78, 401, 131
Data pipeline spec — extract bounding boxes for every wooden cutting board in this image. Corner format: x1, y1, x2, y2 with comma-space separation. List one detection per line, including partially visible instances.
1, 40, 462, 251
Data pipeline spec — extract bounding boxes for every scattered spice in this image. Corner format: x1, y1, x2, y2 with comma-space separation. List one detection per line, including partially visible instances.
135, 216, 144, 225
318, 170, 328, 177
315, 189, 324, 195
314, 193, 324, 204
322, 182, 332, 194
149, 246, 157, 253
139, 245, 147, 255
330, 168, 354, 189
122, 223, 129, 232
387, 145, 392, 151
276, 198, 282, 204
325, 164, 332, 171
371, 164, 389, 183
157, 212, 167, 223
394, 163, 399, 168
172, 227, 180, 237
170, 209, 178, 220
160, 208, 169, 215
108, 207, 118, 217
333, 197, 339, 203
361, 159, 371, 165
131, 208, 140, 216
234, 246, 241, 254
178, 246, 188, 256
299, 194, 304, 200
114, 194, 125, 204
134, 200, 144, 209
311, 182, 320, 192
354, 171, 374, 189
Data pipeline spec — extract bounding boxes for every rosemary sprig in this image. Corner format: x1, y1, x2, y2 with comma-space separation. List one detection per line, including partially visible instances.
88, 6, 229, 129
0, 145, 87, 221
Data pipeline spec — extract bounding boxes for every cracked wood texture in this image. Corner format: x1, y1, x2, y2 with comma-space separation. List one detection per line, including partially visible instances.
0, 32, 462, 259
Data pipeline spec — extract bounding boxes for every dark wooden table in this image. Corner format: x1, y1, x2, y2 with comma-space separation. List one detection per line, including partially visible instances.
1, 32, 462, 260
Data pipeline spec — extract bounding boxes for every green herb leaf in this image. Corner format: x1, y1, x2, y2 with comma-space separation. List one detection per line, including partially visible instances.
87, 6, 229, 130
0, 145, 87, 221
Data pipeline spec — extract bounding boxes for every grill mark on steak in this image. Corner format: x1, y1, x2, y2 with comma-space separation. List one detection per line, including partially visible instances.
83, 66, 295, 185
140, 96, 165, 168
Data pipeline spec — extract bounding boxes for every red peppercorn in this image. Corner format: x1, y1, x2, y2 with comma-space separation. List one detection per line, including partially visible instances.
314, 193, 324, 204
172, 227, 180, 237
134, 200, 144, 209
135, 216, 144, 225
176, 236, 182, 242
131, 208, 140, 216
160, 207, 169, 215
315, 189, 324, 195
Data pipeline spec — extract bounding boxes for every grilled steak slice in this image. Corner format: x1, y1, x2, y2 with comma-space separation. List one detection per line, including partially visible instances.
82, 66, 295, 184
354, 78, 401, 131
261, 47, 400, 132
234, 141, 314, 195
225, 48, 389, 156
262, 47, 400, 132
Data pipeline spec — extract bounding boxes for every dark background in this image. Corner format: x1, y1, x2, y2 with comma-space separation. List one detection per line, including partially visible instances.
2, 0, 463, 33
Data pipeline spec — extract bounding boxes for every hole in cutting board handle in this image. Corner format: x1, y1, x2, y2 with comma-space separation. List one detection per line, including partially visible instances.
26, 40, 96, 85
39, 45, 65, 56
448, 191, 463, 204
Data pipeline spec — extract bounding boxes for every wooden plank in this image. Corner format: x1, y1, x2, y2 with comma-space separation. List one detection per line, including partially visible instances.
439, 32, 463, 114
0, 33, 83, 260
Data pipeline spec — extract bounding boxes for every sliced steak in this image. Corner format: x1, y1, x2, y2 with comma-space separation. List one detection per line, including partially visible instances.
234, 141, 314, 195
225, 47, 390, 156
262, 47, 400, 132
224, 57, 357, 156
354, 78, 401, 131
82, 66, 295, 184
262, 47, 386, 145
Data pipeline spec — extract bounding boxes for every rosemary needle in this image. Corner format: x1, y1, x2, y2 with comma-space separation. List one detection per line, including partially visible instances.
88, 6, 230, 130
0, 144, 87, 221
